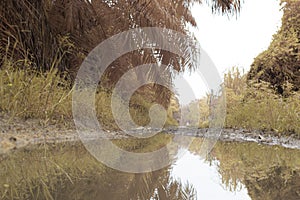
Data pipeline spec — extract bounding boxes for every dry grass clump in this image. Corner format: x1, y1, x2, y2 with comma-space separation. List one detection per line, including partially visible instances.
0, 60, 73, 124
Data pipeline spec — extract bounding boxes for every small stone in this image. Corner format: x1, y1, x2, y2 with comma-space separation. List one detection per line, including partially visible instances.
258, 135, 266, 141
9, 136, 17, 142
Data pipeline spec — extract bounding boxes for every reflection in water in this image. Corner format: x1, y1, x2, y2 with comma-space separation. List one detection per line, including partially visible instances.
172, 150, 251, 199
207, 141, 300, 200
0, 136, 299, 200
0, 141, 196, 200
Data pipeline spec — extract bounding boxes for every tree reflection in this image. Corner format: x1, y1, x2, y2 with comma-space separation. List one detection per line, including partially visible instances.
190, 138, 300, 200
0, 141, 196, 200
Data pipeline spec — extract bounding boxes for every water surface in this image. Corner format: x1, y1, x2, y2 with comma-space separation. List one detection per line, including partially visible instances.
0, 136, 299, 200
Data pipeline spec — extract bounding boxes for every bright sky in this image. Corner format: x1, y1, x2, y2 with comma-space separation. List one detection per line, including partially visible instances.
177, 0, 283, 101
191, 0, 283, 73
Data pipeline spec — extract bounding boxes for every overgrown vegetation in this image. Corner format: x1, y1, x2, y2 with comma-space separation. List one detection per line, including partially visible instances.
0, 0, 241, 129
182, 66, 299, 136
0, 0, 241, 113
224, 67, 300, 136
1, 0, 299, 136
248, 0, 300, 95
0, 62, 179, 128
182, 0, 300, 137
230, 0, 300, 135
0, 60, 73, 124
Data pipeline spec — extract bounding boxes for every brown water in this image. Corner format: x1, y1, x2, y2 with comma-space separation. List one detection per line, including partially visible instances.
0, 136, 299, 200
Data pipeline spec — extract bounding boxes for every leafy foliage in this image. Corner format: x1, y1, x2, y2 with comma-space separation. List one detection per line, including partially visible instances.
0, 0, 241, 74
248, 0, 300, 96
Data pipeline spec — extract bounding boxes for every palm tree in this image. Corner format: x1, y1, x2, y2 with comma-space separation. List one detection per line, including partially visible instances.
1, 0, 241, 71
0, 0, 241, 108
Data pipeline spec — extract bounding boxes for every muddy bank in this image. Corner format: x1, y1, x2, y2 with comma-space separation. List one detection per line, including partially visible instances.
0, 114, 299, 154
197, 128, 300, 150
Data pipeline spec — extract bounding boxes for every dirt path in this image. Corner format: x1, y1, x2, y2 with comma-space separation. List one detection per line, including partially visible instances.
1, 113, 299, 154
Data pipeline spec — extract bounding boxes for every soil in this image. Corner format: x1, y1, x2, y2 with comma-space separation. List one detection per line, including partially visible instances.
1, 113, 299, 154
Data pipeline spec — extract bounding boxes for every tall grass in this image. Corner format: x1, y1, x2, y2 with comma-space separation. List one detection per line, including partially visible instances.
191, 67, 300, 136
1, 56, 299, 135
0, 22, 76, 125
0, 59, 73, 125
224, 67, 300, 136
0, 58, 177, 129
